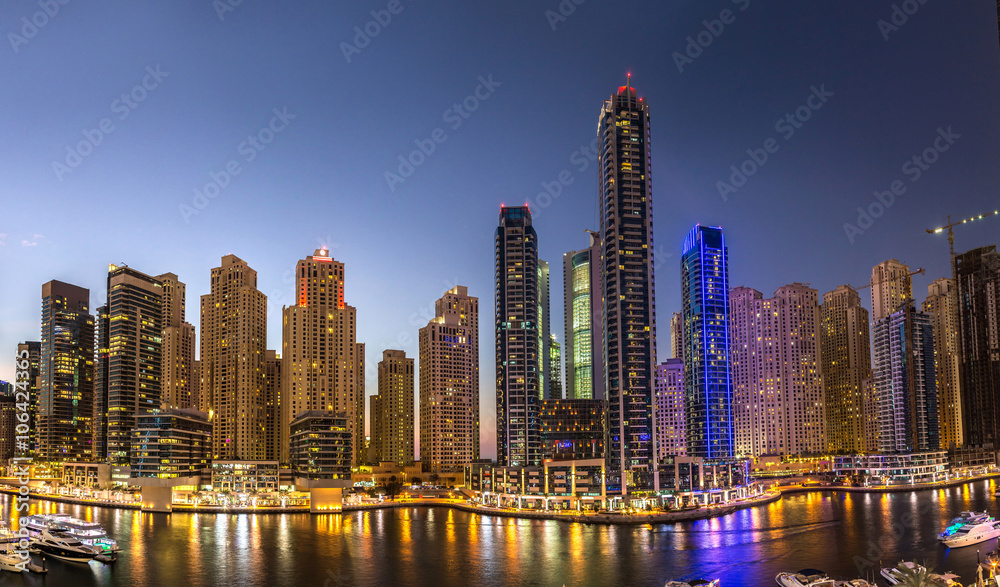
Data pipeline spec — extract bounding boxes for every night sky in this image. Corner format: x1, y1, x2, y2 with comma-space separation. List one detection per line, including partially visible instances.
1, 1, 998, 458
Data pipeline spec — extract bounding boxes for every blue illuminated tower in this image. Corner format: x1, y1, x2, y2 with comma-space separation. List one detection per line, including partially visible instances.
681, 225, 734, 459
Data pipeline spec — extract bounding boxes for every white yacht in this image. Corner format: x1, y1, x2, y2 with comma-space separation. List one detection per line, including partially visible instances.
21, 513, 118, 559
0, 544, 27, 573
941, 518, 1000, 548
939, 511, 992, 540
880, 561, 961, 586
29, 529, 100, 563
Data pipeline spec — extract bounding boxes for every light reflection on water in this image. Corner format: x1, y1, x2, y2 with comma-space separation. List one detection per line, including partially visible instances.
2, 481, 1000, 586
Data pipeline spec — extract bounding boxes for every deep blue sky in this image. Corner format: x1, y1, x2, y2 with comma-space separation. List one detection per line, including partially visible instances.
2, 1, 999, 458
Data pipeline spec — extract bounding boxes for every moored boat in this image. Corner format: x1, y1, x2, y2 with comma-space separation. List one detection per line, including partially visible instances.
941, 519, 1000, 548
29, 529, 99, 563
21, 513, 118, 559
939, 511, 991, 540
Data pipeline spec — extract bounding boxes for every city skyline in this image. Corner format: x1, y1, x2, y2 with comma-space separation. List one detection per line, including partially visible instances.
2, 2, 1000, 461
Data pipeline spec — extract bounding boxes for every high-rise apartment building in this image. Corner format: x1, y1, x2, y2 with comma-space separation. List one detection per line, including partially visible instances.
681, 225, 733, 460
419, 286, 479, 472
549, 334, 562, 400
599, 79, 656, 492
923, 278, 963, 449
373, 350, 415, 466
820, 285, 873, 454
872, 303, 939, 453
158, 273, 197, 410
956, 246, 1000, 447
15, 341, 41, 457
871, 259, 913, 322
655, 359, 686, 460
200, 255, 268, 461
495, 206, 541, 467
539, 259, 552, 400
563, 232, 604, 401
670, 312, 683, 362
281, 249, 364, 465
39, 280, 94, 462
263, 350, 281, 461
95, 265, 164, 464
729, 284, 825, 457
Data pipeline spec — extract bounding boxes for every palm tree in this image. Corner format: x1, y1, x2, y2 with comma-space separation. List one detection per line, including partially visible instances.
894, 564, 940, 587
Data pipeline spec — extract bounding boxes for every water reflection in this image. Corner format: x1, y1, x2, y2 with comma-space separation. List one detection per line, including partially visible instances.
4, 482, 1000, 585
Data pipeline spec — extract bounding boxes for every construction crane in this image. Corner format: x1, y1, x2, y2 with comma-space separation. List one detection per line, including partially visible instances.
926, 209, 1000, 282
847, 267, 924, 292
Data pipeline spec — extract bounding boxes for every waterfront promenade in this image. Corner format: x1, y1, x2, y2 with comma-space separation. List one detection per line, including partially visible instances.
4, 471, 997, 525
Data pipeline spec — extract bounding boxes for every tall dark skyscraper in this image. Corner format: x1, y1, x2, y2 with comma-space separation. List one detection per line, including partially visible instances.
96, 265, 164, 464
681, 225, 734, 460
39, 280, 95, 462
495, 205, 541, 467
956, 245, 1000, 447
599, 79, 656, 492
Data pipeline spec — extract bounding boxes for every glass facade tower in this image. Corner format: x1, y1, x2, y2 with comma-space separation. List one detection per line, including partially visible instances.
681, 225, 734, 460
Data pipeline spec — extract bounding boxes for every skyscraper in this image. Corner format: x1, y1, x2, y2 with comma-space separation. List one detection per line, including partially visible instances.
820, 285, 873, 454
97, 265, 164, 464
158, 273, 197, 410
670, 312, 683, 362
923, 278, 963, 449
539, 259, 554, 400
956, 246, 1000, 448
419, 286, 479, 472
599, 79, 656, 492
871, 259, 913, 322
39, 280, 94, 462
281, 249, 364, 466
549, 334, 562, 400
730, 284, 825, 457
374, 349, 415, 466
200, 254, 267, 461
872, 302, 939, 453
682, 225, 733, 460
495, 206, 541, 467
655, 359, 686, 459
263, 350, 281, 461
15, 341, 41, 457
562, 232, 604, 401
